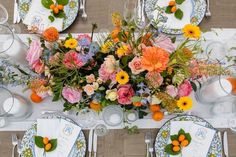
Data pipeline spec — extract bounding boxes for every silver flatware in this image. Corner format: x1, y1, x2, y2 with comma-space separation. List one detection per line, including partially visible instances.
148, 139, 154, 157
17, 137, 22, 157
80, 0, 87, 21
205, 0, 211, 17
88, 129, 93, 157
93, 132, 97, 157
218, 131, 226, 157
223, 131, 229, 157
12, 134, 18, 157
145, 132, 151, 157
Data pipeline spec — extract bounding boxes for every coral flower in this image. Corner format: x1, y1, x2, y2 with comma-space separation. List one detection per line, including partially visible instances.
182, 24, 201, 39
141, 47, 169, 72
63, 51, 83, 69
42, 27, 59, 42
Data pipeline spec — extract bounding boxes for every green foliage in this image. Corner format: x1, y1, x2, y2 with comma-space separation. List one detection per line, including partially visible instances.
176, 0, 185, 5
165, 144, 181, 155
165, 6, 172, 14
56, 0, 69, 5
48, 15, 55, 22
34, 136, 44, 148
46, 139, 57, 152
41, 0, 53, 9
124, 126, 139, 135
175, 9, 183, 20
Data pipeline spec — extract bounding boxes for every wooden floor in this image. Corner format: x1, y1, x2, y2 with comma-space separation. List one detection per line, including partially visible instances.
0, 129, 236, 157
0, 0, 236, 156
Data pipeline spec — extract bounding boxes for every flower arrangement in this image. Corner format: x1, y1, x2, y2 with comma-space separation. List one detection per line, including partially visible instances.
26, 13, 224, 121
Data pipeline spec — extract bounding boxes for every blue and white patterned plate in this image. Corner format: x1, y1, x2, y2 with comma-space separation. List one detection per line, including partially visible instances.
145, 0, 206, 34
155, 115, 222, 157
18, 0, 79, 32
19, 114, 86, 157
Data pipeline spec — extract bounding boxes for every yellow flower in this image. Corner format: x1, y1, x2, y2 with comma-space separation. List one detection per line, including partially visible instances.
116, 45, 129, 58
182, 24, 201, 39
177, 96, 193, 111
101, 41, 113, 53
64, 38, 78, 49
116, 71, 129, 85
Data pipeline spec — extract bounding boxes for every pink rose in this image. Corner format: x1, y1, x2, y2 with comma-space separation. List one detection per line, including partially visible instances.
62, 87, 82, 104
98, 64, 117, 83
117, 84, 135, 105
128, 57, 145, 75
178, 80, 192, 97
26, 40, 42, 67
32, 60, 45, 74
145, 71, 163, 88
166, 85, 178, 97
154, 34, 175, 53
63, 51, 84, 69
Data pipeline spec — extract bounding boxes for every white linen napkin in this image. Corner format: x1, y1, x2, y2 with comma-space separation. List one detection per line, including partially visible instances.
35, 119, 60, 157
23, 0, 63, 31
169, 121, 216, 157
155, 0, 192, 29
57, 119, 82, 157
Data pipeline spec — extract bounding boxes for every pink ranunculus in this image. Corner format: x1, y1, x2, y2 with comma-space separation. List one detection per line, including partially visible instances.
32, 60, 45, 74
62, 86, 82, 104
154, 34, 175, 53
98, 64, 110, 82
166, 85, 178, 98
63, 51, 84, 69
117, 84, 135, 105
26, 40, 42, 67
145, 71, 163, 88
178, 80, 192, 97
128, 57, 145, 75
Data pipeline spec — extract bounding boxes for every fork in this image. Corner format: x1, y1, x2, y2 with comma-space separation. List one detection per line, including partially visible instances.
205, 0, 211, 17
145, 132, 151, 157
12, 134, 18, 157
80, 0, 87, 20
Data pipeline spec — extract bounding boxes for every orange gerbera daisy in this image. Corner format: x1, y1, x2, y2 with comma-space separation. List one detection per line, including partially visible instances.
42, 27, 59, 42
141, 47, 169, 72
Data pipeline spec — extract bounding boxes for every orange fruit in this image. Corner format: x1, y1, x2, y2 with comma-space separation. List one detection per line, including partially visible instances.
89, 101, 102, 111
133, 102, 142, 107
178, 134, 185, 142
181, 139, 189, 147
172, 146, 180, 152
171, 6, 177, 13
113, 37, 119, 43
227, 77, 236, 94
30, 92, 43, 103
43, 137, 49, 145
53, 7, 59, 14
150, 104, 161, 112
172, 140, 180, 146
45, 143, 52, 151
152, 111, 164, 121
50, 4, 56, 10
169, 1, 176, 6
57, 4, 64, 10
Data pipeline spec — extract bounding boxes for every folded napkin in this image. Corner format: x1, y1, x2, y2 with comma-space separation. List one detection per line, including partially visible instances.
35, 119, 60, 157
169, 121, 216, 157
35, 118, 82, 157
155, 0, 192, 29
23, 0, 63, 31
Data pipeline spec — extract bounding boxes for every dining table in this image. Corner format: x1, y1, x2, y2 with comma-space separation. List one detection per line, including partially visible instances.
1, 0, 236, 157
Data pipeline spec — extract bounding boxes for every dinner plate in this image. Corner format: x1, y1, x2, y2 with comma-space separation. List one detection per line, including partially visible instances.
18, 0, 79, 32
145, 0, 206, 34
18, 114, 86, 157
155, 115, 222, 157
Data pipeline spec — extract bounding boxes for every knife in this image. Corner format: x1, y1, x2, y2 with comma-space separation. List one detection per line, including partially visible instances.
13, 0, 18, 23
223, 131, 229, 157
88, 129, 93, 157
93, 132, 97, 157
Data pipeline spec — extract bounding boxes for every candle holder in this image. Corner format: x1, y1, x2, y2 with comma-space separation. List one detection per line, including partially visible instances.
195, 65, 236, 105
102, 105, 124, 127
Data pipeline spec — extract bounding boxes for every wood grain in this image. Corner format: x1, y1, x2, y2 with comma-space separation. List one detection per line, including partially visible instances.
0, 129, 236, 157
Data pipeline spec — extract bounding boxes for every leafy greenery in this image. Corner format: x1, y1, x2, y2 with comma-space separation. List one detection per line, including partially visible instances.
56, 0, 69, 5
165, 6, 172, 14
34, 136, 44, 148
165, 144, 181, 155
175, 9, 184, 20
176, 0, 185, 5
48, 15, 55, 22
47, 139, 57, 152
41, 0, 53, 9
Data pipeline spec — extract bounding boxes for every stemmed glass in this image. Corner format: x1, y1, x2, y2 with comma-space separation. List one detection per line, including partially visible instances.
123, 0, 137, 22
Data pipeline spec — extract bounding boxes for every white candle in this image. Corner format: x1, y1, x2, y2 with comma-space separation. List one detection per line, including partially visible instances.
2, 39, 27, 65
3, 96, 27, 116
199, 78, 232, 103
127, 113, 136, 121
109, 114, 121, 124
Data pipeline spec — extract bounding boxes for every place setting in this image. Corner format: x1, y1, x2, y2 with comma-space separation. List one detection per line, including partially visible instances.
1, 0, 236, 157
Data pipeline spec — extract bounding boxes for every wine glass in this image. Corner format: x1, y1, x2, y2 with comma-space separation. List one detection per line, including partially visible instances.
0, 24, 14, 54
123, 0, 137, 22
0, 4, 8, 25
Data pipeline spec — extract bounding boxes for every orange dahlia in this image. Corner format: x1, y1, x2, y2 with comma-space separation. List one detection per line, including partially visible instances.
141, 47, 169, 72
42, 27, 59, 42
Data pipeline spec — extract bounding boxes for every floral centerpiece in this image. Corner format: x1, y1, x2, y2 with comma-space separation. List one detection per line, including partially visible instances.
26, 13, 224, 121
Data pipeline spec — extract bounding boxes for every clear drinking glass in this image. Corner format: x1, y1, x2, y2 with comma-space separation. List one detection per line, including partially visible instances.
0, 24, 14, 54
123, 0, 137, 22
0, 4, 8, 24
94, 124, 108, 136
77, 108, 99, 129
205, 41, 227, 62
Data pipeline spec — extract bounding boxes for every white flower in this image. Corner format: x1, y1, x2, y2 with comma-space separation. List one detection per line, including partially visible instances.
93, 82, 99, 90
151, 95, 162, 104
83, 84, 95, 96
105, 89, 118, 101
